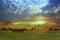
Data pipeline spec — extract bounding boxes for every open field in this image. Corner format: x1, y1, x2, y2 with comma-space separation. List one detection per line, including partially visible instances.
0, 22, 60, 40
0, 30, 60, 40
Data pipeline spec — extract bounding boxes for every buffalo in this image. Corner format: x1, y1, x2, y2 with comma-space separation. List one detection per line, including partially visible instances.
12, 28, 27, 32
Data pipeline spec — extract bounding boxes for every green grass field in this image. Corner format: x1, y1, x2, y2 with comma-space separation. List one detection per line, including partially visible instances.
0, 31, 60, 40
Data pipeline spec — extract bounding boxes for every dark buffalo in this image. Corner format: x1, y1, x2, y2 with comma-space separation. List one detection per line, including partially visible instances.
1, 28, 8, 31
31, 28, 36, 31
12, 28, 27, 32
54, 28, 60, 31
49, 28, 53, 31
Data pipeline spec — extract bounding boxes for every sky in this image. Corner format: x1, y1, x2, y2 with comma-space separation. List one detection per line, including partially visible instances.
0, 0, 60, 24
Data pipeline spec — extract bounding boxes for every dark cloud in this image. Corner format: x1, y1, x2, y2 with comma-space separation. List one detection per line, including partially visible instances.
0, 0, 60, 23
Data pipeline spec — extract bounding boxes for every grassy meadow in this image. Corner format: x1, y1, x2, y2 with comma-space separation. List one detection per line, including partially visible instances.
0, 30, 60, 40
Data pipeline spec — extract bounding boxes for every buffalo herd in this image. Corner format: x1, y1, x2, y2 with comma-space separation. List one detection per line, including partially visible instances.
1, 27, 60, 32
1, 28, 39, 32
49, 27, 60, 31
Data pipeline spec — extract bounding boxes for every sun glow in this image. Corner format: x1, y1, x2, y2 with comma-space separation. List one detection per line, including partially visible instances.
31, 20, 47, 24
37, 20, 46, 24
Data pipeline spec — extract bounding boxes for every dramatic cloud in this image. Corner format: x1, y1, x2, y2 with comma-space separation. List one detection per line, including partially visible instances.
0, 0, 60, 23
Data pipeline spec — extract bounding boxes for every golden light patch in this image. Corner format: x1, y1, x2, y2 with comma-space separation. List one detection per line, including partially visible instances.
31, 20, 47, 24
